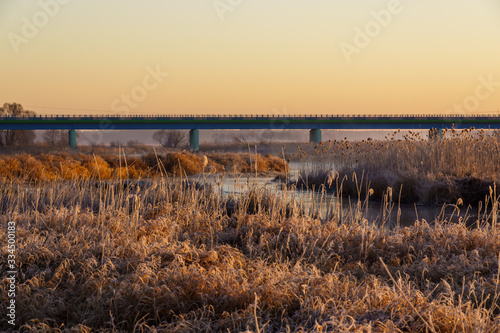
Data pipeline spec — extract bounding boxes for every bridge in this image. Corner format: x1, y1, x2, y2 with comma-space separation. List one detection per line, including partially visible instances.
1, 114, 499, 150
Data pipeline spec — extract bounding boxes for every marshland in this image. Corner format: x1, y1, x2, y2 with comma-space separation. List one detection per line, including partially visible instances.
291, 128, 500, 205
1, 128, 500, 332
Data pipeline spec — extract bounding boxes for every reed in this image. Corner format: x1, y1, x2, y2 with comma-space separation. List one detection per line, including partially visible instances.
1, 173, 500, 332
292, 129, 500, 204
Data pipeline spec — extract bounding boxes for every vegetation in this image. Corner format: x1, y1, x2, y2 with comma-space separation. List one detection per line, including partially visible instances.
42, 130, 69, 147
1, 175, 500, 331
0, 152, 288, 181
292, 128, 500, 205
153, 130, 187, 148
3, 121, 500, 331
0, 103, 36, 147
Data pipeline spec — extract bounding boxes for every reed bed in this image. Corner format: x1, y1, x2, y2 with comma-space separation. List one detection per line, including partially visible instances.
292, 129, 500, 204
1, 174, 500, 332
0, 152, 288, 182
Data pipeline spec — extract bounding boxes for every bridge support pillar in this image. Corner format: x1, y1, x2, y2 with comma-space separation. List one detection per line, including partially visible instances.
189, 129, 199, 152
429, 128, 443, 140
309, 129, 322, 144
69, 129, 76, 149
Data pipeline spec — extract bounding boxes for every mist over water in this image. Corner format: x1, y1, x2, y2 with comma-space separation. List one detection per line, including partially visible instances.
35, 129, 406, 146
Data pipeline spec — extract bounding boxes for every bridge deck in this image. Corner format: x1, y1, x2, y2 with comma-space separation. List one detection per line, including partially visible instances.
1, 114, 500, 130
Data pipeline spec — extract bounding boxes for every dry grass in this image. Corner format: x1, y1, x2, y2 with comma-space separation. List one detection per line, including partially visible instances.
0, 152, 288, 181
292, 129, 500, 204
1, 174, 500, 332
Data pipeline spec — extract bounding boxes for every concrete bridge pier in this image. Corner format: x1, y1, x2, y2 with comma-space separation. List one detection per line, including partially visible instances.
69, 129, 76, 149
309, 129, 322, 144
189, 129, 199, 152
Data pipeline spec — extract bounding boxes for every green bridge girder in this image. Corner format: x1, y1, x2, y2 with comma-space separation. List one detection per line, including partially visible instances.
2, 114, 499, 149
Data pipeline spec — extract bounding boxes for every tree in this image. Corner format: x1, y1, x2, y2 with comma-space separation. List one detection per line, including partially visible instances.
0, 103, 36, 146
127, 140, 141, 148
153, 130, 186, 148
43, 130, 67, 146
233, 133, 250, 144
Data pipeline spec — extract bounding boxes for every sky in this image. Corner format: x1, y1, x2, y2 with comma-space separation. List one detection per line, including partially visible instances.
1, 0, 500, 117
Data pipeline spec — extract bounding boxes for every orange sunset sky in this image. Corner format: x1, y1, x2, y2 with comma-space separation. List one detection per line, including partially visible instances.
1, 0, 499, 116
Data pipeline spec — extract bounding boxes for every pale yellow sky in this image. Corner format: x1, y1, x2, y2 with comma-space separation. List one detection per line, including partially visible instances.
1, 0, 499, 116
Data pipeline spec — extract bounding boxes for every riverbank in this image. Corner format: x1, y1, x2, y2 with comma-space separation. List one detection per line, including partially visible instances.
291, 169, 499, 205
1, 177, 499, 331
0, 152, 288, 181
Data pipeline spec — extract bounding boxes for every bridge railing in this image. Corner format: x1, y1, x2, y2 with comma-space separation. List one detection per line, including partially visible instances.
1, 114, 500, 120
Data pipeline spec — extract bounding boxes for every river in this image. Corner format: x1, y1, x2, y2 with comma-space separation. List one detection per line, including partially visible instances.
192, 165, 479, 228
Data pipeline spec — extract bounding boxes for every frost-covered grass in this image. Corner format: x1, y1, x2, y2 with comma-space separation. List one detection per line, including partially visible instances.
292, 129, 500, 204
1, 175, 500, 332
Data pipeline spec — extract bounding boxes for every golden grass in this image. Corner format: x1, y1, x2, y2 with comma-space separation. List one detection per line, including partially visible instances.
1, 175, 500, 332
0, 152, 288, 181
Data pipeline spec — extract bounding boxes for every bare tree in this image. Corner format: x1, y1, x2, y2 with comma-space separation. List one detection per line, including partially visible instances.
0, 103, 36, 146
153, 130, 186, 148
43, 130, 67, 146
233, 133, 250, 144
127, 140, 141, 147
